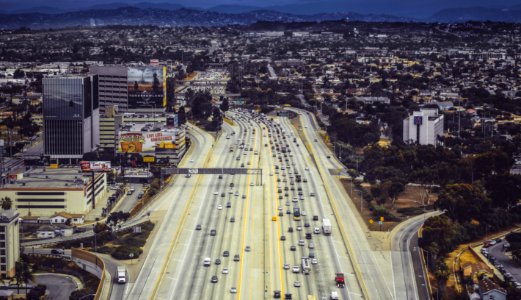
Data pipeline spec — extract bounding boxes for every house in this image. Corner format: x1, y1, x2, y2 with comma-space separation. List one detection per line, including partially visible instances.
50, 212, 85, 225
479, 277, 507, 300
36, 225, 56, 239
36, 224, 74, 239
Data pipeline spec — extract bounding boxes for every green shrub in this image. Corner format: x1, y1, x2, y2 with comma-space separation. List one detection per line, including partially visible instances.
111, 246, 142, 260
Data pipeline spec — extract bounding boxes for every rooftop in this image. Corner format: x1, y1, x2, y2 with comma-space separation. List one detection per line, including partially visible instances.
1, 167, 98, 190
0, 210, 20, 223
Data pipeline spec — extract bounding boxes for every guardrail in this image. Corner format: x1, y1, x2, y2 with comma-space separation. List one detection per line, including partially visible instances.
71, 248, 111, 300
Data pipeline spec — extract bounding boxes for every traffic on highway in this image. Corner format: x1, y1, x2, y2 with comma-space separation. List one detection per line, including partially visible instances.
125, 108, 384, 300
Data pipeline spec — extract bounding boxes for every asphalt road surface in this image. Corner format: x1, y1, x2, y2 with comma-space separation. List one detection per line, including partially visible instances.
33, 274, 78, 299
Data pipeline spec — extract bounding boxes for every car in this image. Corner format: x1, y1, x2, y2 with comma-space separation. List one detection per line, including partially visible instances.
51, 249, 64, 255
210, 229, 217, 236
298, 240, 305, 246
234, 191, 239, 196
278, 211, 283, 216
314, 227, 321, 234
308, 242, 315, 249
218, 175, 223, 179
215, 258, 221, 265
226, 202, 231, 208
189, 159, 194, 163
296, 226, 302, 231
222, 268, 229, 274
280, 235, 286, 241
211, 276, 218, 283
286, 210, 291, 215
221, 193, 225, 197
311, 258, 318, 264
306, 233, 312, 240
230, 217, 235, 223
234, 254, 240, 262
290, 245, 296, 251
304, 222, 310, 228
217, 205, 223, 210
242, 195, 246, 199
313, 215, 319, 221
250, 182, 254, 186
283, 264, 290, 270
292, 266, 300, 273
230, 287, 237, 294
294, 281, 301, 287
196, 224, 202, 231
213, 191, 219, 195
301, 210, 307, 216
223, 251, 230, 257
274, 290, 281, 298
245, 246, 251, 252
288, 227, 294, 232
230, 182, 234, 188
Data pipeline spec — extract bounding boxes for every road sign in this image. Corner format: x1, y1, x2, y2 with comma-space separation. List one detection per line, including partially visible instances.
380, 216, 384, 222
369, 219, 374, 224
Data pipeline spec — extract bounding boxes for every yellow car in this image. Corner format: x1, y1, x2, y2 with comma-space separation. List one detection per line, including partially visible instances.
272, 216, 278, 221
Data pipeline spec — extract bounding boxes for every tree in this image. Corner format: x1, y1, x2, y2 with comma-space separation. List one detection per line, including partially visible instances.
220, 97, 229, 112
15, 259, 33, 294
178, 106, 187, 125
13, 69, 25, 79
0, 197, 12, 210
435, 184, 490, 223
485, 174, 521, 210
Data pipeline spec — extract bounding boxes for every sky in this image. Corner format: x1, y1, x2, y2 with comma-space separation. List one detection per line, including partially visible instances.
2, 0, 520, 17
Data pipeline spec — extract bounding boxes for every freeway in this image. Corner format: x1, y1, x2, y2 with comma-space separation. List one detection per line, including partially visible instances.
292, 108, 395, 300
125, 124, 215, 299
126, 108, 369, 300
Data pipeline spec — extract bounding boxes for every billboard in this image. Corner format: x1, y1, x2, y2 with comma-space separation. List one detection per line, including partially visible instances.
80, 161, 112, 172
118, 131, 179, 153
128, 66, 167, 109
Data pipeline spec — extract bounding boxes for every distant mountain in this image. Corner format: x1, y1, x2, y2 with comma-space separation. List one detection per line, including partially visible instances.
0, 6, 412, 29
208, 5, 262, 14
430, 6, 521, 22
11, 6, 63, 14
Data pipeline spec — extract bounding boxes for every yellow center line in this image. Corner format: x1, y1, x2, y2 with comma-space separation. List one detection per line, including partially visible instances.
237, 121, 258, 300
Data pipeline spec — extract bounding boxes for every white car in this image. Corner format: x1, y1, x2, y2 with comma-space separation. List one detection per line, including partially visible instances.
213, 191, 219, 195
294, 281, 301, 287
283, 264, 290, 270
222, 268, 229, 274
250, 182, 254, 186
217, 205, 223, 210
311, 258, 318, 264
189, 159, 194, 163
292, 266, 300, 273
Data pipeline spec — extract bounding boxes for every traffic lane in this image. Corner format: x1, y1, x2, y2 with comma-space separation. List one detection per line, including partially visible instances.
33, 274, 78, 300
296, 117, 384, 299
489, 241, 521, 283
159, 125, 235, 299
281, 117, 355, 299
128, 131, 214, 299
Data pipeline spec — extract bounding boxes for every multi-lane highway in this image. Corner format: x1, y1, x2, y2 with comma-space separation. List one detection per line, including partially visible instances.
122, 108, 418, 300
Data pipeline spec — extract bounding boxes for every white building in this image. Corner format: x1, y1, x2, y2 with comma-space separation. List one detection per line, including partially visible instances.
403, 107, 444, 145
0, 210, 19, 278
0, 167, 107, 217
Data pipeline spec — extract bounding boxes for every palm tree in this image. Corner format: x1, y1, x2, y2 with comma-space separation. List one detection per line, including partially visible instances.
15, 259, 33, 294
0, 197, 12, 210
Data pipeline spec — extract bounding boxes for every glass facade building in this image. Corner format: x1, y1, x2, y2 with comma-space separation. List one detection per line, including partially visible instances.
43, 76, 100, 161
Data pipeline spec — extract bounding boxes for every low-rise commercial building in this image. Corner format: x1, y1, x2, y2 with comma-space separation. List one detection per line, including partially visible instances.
0, 167, 107, 217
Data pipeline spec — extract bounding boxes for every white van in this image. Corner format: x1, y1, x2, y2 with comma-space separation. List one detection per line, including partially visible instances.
203, 257, 211, 267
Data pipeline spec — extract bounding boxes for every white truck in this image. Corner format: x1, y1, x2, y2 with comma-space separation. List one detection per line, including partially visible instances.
117, 266, 127, 284
322, 219, 332, 235
331, 291, 339, 299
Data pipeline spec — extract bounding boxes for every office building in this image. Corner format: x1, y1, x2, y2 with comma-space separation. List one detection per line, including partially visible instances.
0, 167, 107, 217
403, 107, 444, 145
99, 105, 122, 154
89, 65, 128, 113
43, 76, 100, 164
0, 210, 19, 278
